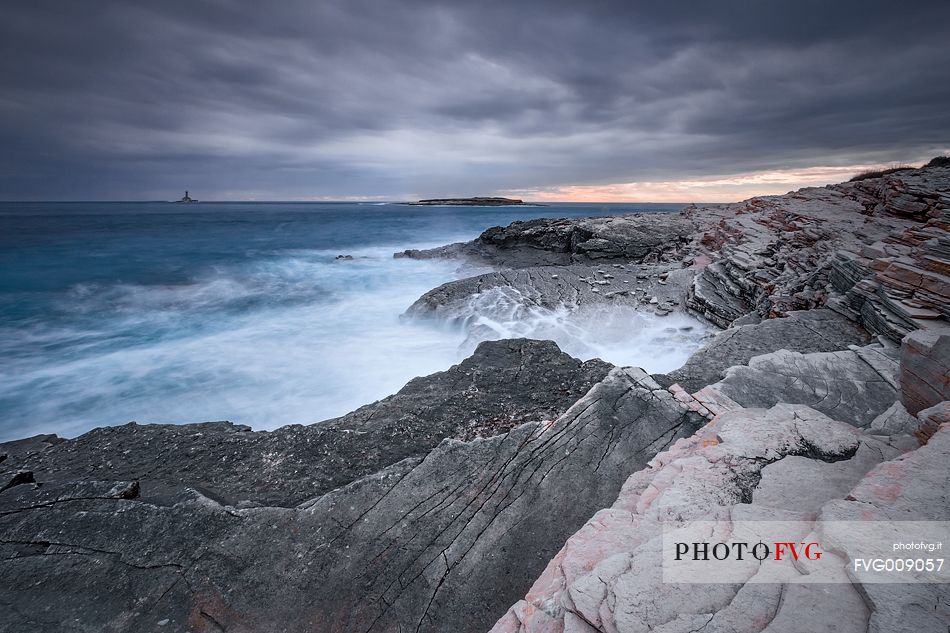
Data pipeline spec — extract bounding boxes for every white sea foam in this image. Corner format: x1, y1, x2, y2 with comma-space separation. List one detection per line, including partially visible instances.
0, 250, 469, 439
0, 246, 712, 441
448, 286, 712, 373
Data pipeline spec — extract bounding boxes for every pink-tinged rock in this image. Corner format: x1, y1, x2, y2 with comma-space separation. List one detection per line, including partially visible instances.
489, 600, 567, 633
862, 242, 888, 259
691, 385, 742, 416
878, 260, 950, 298
899, 327, 950, 414
897, 302, 942, 319
915, 400, 950, 443
714, 404, 862, 461
762, 583, 869, 633
488, 605, 524, 633
752, 437, 902, 514
817, 425, 950, 633
488, 404, 892, 633
869, 258, 892, 272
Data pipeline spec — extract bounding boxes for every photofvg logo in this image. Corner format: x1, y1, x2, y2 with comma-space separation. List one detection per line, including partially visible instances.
662, 520, 950, 584
673, 540, 824, 563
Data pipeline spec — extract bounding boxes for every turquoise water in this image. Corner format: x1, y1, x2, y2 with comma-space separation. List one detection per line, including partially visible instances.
0, 201, 703, 441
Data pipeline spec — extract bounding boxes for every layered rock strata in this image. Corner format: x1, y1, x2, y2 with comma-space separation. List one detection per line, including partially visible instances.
401, 166, 950, 342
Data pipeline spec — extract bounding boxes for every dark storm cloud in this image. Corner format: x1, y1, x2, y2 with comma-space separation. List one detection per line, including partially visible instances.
1, 0, 948, 199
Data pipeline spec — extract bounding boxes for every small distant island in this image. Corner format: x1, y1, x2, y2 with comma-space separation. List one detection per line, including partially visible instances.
174, 190, 198, 203
407, 196, 539, 206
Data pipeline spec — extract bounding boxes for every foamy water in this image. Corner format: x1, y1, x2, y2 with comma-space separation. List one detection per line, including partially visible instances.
0, 201, 708, 441
452, 286, 710, 371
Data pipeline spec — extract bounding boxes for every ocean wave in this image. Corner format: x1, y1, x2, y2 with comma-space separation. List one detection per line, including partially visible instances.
0, 252, 470, 440
441, 286, 713, 374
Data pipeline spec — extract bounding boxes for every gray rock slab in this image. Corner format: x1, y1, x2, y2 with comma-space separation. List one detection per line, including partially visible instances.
752, 437, 901, 513
708, 344, 899, 427
668, 309, 871, 393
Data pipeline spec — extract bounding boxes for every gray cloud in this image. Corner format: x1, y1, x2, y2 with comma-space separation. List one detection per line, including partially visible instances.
1, 0, 948, 199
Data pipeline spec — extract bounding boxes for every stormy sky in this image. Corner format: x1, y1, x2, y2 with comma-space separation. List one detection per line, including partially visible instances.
1, 0, 948, 201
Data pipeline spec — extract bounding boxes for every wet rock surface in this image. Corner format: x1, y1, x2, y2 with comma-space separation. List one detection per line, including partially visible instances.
406, 263, 696, 321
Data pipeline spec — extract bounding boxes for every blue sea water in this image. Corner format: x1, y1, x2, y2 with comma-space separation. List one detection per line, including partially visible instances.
0, 201, 710, 442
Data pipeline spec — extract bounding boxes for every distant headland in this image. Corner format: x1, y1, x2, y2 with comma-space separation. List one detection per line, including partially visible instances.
406, 196, 540, 206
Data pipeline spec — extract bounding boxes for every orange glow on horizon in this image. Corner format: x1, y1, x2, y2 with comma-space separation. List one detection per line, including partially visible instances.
502, 162, 927, 204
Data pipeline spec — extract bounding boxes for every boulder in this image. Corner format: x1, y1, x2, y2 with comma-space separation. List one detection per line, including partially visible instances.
869, 401, 920, 435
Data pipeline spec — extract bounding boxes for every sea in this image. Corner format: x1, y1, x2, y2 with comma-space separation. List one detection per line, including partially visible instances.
0, 201, 713, 442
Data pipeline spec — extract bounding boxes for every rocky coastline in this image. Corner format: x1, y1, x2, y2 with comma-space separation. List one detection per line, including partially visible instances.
2, 162, 949, 632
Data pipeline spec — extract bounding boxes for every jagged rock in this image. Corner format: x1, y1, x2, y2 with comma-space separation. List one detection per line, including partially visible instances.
445, 168, 945, 632
705, 344, 900, 428
668, 309, 871, 393
685, 167, 950, 336
0, 339, 610, 507
0, 364, 703, 633
0, 433, 62, 460
0, 470, 35, 493
489, 404, 918, 633
397, 214, 704, 268
899, 326, 950, 414
687, 260, 757, 327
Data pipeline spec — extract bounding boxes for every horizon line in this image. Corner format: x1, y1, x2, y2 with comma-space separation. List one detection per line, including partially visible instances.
0, 199, 709, 205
